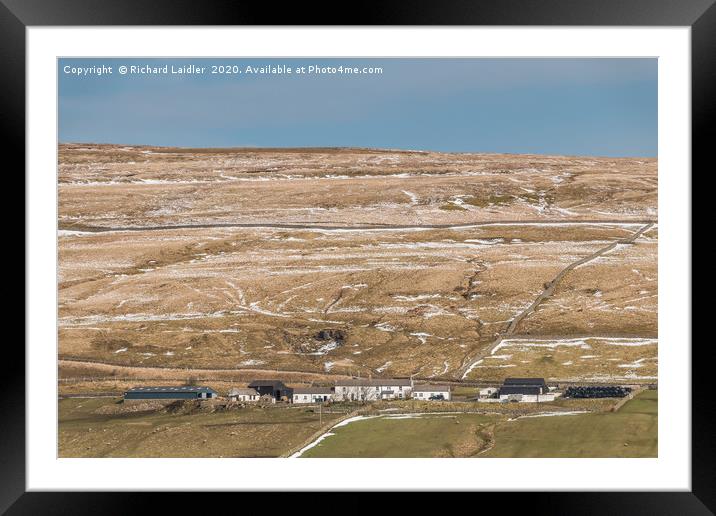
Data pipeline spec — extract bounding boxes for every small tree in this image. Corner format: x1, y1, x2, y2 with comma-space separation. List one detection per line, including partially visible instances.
185, 376, 198, 386
358, 384, 374, 403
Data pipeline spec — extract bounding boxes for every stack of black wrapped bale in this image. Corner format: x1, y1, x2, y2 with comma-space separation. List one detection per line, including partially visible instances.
564, 386, 632, 398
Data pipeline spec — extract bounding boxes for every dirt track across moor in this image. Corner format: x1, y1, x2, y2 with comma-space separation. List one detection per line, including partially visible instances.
459, 223, 655, 378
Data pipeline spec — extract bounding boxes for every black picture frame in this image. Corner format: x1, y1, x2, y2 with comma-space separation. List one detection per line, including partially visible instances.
6, 0, 709, 512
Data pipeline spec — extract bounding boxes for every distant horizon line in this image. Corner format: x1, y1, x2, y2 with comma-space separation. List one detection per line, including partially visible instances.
58, 141, 657, 160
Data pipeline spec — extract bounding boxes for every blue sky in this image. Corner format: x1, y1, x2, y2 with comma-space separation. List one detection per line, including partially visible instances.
58, 58, 657, 157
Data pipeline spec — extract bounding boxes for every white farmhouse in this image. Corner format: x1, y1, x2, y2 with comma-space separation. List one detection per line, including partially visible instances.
334, 378, 413, 401
292, 387, 334, 404
228, 387, 259, 402
412, 384, 452, 401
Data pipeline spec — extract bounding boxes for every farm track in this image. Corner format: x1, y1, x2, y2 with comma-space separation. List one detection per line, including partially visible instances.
59, 219, 656, 234
458, 222, 655, 378
281, 408, 363, 458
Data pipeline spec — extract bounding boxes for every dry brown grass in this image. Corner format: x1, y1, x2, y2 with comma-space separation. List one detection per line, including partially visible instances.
58, 144, 657, 388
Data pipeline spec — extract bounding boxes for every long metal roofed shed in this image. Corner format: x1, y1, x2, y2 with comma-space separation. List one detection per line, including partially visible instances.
503, 378, 549, 386
124, 386, 217, 400
499, 378, 550, 396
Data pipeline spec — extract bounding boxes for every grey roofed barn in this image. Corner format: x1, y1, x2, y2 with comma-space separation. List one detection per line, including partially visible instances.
503, 377, 548, 387
248, 380, 288, 388
412, 384, 452, 392
247, 380, 292, 398
228, 388, 258, 396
